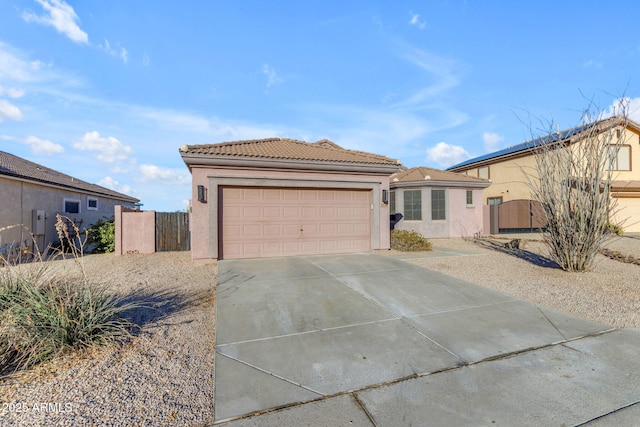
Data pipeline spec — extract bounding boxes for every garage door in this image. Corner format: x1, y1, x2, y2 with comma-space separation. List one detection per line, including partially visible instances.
221, 187, 371, 259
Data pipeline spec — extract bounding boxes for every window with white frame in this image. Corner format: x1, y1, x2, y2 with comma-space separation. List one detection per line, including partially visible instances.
607, 145, 631, 171
63, 198, 81, 214
87, 197, 99, 210
478, 166, 489, 179
466, 190, 473, 206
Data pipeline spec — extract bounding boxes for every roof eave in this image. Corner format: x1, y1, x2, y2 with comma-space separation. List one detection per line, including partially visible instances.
180, 153, 402, 175
390, 179, 491, 189
0, 173, 139, 203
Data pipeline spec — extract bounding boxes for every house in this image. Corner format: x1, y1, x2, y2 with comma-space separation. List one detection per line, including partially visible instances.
179, 138, 403, 263
447, 116, 640, 232
0, 151, 139, 253
389, 166, 491, 238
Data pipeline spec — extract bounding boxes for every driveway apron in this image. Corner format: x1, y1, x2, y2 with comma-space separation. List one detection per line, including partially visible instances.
213, 253, 637, 425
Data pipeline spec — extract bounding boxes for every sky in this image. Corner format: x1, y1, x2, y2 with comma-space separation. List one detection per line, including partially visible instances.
2, 0, 640, 212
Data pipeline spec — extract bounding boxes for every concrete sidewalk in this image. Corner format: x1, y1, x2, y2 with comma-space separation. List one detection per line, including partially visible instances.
213, 253, 640, 426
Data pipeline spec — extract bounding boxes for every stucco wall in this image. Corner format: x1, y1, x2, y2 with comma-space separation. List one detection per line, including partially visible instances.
114, 206, 156, 255
188, 166, 391, 263
392, 186, 484, 239
0, 177, 134, 252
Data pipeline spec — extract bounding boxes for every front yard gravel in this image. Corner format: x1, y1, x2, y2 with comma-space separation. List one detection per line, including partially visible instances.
0, 252, 216, 426
395, 235, 640, 329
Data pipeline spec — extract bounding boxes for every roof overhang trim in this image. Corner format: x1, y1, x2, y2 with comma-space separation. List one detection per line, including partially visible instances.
180, 153, 401, 175
390, 180, 491, 189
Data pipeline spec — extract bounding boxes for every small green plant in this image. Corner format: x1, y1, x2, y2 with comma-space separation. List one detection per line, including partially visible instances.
391, 230, 433, 252
606, 222, 624, 235
87, 217, 115, 253
0, 216, 138, 373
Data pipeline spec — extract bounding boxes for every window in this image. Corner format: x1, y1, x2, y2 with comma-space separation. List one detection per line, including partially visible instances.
390, 191, 396, 214
87, 197, 98, 211
403, 190, 422, 220
431, 189, 446, 220
487, 197, 503, 205
607, 145, 631, 171
466, 190, 473, 206
478, 166, 489, 179
63, 198, 80, 214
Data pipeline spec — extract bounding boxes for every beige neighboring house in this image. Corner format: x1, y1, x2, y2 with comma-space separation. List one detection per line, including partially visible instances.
390, 167, 491, 238
447, 116, 640, 232
179, 138, 403, 263
0, 151, 139, 253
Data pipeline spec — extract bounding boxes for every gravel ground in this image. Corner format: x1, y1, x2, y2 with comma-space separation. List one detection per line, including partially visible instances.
1, 236, 639, 425
0, 251, 216, 426
390, 234, 640, 329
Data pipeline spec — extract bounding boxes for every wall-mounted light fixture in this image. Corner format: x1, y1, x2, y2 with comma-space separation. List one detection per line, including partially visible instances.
197, 185, 207, 203
382, 189, 389, 204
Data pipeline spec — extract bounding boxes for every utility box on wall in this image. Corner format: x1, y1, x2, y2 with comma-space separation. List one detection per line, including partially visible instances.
32, 210, 45, 235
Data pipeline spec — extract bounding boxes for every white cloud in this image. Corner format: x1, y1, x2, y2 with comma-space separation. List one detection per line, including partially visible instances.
393, 45, 460, 107
138, 164, 191, 186
72, 131, 134, 163
482, 132, 504, 152
142, 53, 151, 67
120, 47, 129, 64
22, 135, 64, 155
426, 142, 470, 167
409, 13, 426, 29
0, 99, 24, 121
98, 39, 129, 64
0, 86, 25, 98
582, 59, 602, 69
22, 0, 89, 45
98, 176, 133, 195
262, 64, 284, 88
135, 106, 289, 141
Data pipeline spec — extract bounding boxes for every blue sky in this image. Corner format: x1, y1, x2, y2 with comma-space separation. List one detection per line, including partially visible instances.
1, 1, 640, 211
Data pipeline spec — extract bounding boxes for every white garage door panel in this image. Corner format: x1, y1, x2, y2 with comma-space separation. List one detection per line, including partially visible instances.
221, 187, 371, 259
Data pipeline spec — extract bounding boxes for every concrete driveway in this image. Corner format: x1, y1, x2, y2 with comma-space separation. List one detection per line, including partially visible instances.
213, 253, 640, 426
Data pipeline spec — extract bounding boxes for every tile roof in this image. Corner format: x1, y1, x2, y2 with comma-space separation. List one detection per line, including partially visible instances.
180, 138, 401, 166
447, 115, 640, 171
391, 166, 490, 186
0, 151, 138, 202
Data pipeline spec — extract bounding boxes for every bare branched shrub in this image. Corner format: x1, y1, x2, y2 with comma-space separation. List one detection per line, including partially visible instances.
525, 101, 628, 271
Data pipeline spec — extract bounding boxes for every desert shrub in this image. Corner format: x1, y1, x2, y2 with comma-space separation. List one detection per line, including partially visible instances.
87, 217, 115, 253
391, 230, 433, 252
0, 215, 138, 373
606, 222, 624, 235
526, 104, 629, 271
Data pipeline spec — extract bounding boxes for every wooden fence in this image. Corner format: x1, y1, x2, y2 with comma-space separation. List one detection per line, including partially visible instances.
115, 206, 190, 254
155, 212, 190, 252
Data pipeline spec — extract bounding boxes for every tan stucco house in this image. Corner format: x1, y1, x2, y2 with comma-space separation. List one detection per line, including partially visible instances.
0, 151, 139, 253
179, 138, 403, 263
447, 116, 640, 232
390, 167, 491, 238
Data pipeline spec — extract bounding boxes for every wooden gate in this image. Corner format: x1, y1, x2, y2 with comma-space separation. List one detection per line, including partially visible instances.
155, 212, 190, 252
490, 199, 546, 233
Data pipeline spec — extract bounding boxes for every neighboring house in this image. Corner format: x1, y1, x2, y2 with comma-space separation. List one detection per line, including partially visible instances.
0, 151, 139, 253
447, 116, 640, 232
179, 138, 403, 263
389, 166, 491, 238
